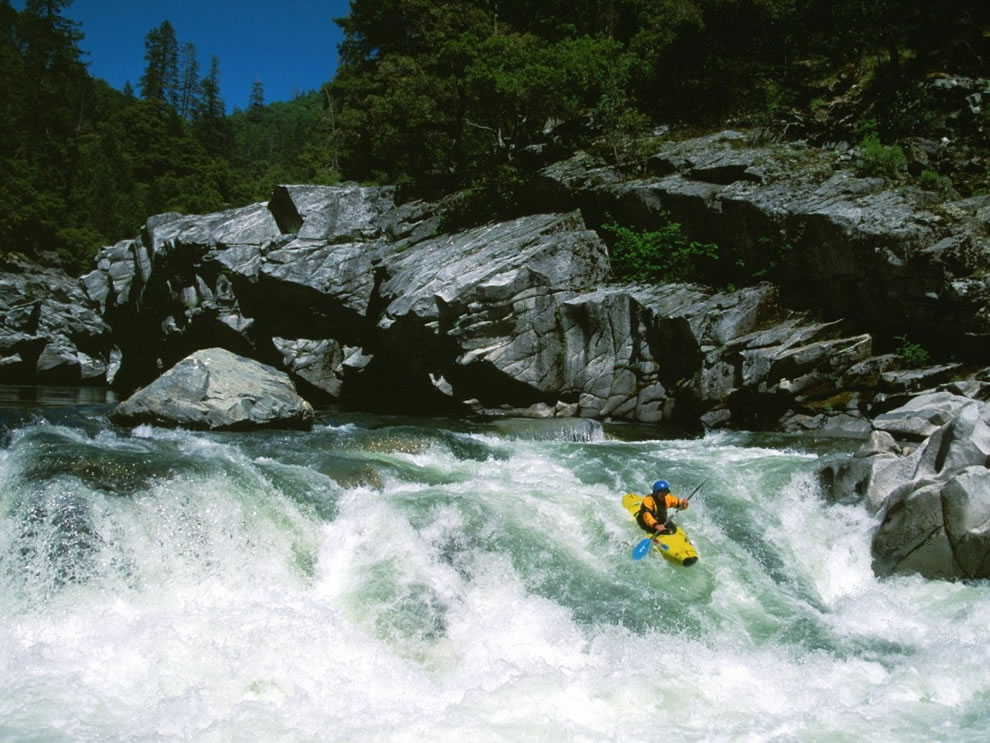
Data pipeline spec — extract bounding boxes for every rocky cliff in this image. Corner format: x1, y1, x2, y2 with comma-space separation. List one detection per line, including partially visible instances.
4, 129, 989, 436
531, 129, 990, 363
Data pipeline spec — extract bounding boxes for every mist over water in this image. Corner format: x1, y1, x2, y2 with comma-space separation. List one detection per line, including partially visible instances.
2, 396, 989, 742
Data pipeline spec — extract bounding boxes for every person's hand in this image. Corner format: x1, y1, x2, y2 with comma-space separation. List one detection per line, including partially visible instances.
679, 500, 689, 510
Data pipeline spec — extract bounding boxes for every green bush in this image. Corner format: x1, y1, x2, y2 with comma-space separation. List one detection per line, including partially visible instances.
602, 213, 719, 283
918, 169, 952, 193
856, 133, 907, 179
895, 334, 931, 367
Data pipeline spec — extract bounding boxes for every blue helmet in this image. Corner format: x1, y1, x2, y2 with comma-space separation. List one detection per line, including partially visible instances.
652, 480, 670, 494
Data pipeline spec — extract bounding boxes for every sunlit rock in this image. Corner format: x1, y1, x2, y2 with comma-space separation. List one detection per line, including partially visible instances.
109, 347, 313, 431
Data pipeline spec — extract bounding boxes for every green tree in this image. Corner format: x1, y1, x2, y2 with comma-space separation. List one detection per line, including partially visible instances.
248, 78, 265, 115
227, 91, 337, 201
332, 0, 649, 191
332, 0, 490, 189
139, 19, 179, 104
463, 31, 551, 160
0, 0, 92, 264
194, 54, 229, 157
176, 40, 199, 120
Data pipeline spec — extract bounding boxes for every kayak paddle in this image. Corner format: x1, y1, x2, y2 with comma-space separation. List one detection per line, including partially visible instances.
632, 535, 656, 560
661, 474, 711, 527
631, 476, 711, 560
682, 475, 711, 504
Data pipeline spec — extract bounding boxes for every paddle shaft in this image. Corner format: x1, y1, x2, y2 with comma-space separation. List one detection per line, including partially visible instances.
663, 475, 710, 527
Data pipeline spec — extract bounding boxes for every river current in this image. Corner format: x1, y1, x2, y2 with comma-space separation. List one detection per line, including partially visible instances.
1, 389, 989, 742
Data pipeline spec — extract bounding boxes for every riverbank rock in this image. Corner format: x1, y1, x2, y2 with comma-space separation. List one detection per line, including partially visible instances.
0, 254, 113, 384
0, 125, 971, 435
108, 347, 314, 431
71, 172, 968, 433
819, 387, 990, 579
530, 130, 990, 364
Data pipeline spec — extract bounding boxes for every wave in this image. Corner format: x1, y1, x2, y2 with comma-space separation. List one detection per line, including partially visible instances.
1, 407, 988, 741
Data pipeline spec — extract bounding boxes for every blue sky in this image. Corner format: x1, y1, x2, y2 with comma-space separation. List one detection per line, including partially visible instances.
61, 0, 351, 108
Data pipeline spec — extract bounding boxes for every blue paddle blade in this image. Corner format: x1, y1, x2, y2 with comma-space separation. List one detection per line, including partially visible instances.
632, 537, 654, 560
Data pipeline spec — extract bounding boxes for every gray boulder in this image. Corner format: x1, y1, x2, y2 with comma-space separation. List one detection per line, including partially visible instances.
1, 256, 113, 384
272, 337, 348, 398
260, 238, 384, 318
873, 390, 979, 441
109, 347, 314, 431
942, 468, 990, 578
821, 391, 990, 579
267, 183, 396, 241
358, 210, 612, 414
142, 204, 283, 257
819, 430, 924, 513
82, 184, 401, 388
878, 363, 965, 394
872, 481, 957, 579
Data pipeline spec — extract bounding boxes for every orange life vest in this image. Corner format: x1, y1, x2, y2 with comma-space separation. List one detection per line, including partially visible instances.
636, 492, 680, 532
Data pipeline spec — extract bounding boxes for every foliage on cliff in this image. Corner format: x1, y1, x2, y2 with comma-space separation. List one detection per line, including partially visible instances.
329, 0, 988, 196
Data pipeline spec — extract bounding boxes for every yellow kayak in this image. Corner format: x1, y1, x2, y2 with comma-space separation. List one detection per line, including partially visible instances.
623, 493, 699, 567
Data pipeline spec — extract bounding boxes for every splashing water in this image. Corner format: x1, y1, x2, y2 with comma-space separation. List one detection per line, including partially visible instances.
1, 401, 989, 742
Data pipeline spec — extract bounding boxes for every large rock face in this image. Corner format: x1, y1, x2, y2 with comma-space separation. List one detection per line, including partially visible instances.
72, 163, 982, 432
531, 130, 990, 363
1, 255, 113, 384
819, 385, 990, 580
2, 129, 963, 433
359, 210, 610, 413
75, 180, 887, 429
108, 347, 314, 431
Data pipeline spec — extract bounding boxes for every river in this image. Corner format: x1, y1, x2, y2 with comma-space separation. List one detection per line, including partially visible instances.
1, 389, 988, 742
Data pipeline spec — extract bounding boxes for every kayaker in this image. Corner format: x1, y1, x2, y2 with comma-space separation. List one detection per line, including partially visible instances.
636, 480, 689, 535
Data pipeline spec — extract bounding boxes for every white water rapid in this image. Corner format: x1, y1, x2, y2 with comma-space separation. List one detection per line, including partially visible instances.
1, 400, 988, 742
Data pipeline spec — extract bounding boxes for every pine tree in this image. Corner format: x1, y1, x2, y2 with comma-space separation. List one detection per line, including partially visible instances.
195, 54, 228, 156
176, 41, 199, 120
249, 78, 265, 112
1, 0, 91, 263
139, 19, 178, 103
